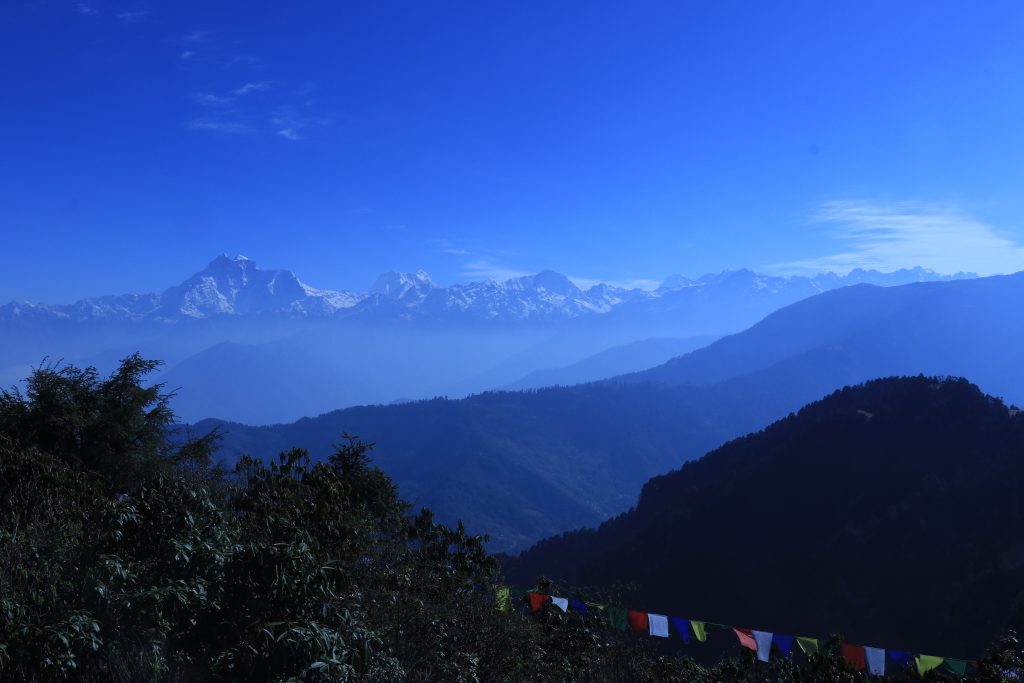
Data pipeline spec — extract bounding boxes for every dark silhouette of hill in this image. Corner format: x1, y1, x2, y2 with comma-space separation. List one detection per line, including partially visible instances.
504, 376, 1024, 658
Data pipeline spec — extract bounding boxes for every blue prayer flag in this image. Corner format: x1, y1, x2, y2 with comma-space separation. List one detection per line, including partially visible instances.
670, 618, 691, 644
569, 598, 588, 617
773, 634, 795, 658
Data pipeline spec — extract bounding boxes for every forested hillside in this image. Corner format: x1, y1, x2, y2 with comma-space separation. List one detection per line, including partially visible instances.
506, 376, 1024, 658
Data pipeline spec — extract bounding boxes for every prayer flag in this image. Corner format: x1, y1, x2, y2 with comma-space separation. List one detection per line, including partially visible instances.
752, 630, 773, 663
734, 628, 758, 652
841, 644, 866, 671
916, 655, 944, 676
551, 597, 569, 612
648, 613, 669, 638
691, 620, 707, 642
888, 651, 911, 666
628, 610, 649, 632
495, 585, 510, 612
773, 634, 795, 658
670, 618, 691, 644
944, 659, 967, 676
569, 598, 588, 617
528, 593, 549, 612
607, 607, 628, 631
864, 647, 885, 676
797, 637, 819, 656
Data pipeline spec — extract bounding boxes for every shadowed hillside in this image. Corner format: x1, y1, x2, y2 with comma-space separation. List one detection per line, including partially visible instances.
505, 376, 1024, 657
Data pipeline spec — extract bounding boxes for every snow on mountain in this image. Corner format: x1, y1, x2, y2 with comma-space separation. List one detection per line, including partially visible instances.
0, 256, 978, 325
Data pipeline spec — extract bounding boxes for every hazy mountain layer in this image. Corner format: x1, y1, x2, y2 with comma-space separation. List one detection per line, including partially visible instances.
503, 336, 718, 391
2, 256, 972, 423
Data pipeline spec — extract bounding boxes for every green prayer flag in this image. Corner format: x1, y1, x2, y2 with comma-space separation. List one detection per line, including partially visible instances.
691, 620, 707, 642
494, 585, 510, 612
944, 659, 967, 676
607, 607, 628, 631
916, 655, 944, 676
797, 637, 819, 656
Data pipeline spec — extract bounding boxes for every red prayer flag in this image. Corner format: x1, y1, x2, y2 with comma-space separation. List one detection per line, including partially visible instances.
627, 610, 649, 632
528, 593, 549, 612
841, 644, 867, 671
733, 628, 757, 652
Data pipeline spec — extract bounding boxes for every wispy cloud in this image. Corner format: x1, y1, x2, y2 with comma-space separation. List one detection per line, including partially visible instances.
271, 108, 331, 142
232, 81, 272, 96
460, 260, 535, 282
773, 200, 1024, 276
177, 32, 329, 143
440, 247, 471, 256
186, 120, 255, 135
191, 92, 235, 107
568, 276, 662, 291
117, 10, 149, 21
76, 3, 97, 15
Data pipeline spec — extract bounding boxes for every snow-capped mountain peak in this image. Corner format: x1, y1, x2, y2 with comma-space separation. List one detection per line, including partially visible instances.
368, 270, 437, 299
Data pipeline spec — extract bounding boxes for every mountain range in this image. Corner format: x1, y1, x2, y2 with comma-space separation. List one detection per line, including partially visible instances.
201, 271, 1024, 552
0, 256, 976, 424
1, 254, 972, 325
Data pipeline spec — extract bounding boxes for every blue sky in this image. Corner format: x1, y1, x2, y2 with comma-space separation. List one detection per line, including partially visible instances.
3, 1, 1024, 302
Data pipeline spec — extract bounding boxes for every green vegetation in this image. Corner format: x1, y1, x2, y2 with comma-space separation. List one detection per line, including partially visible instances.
2, 357, 1023, 680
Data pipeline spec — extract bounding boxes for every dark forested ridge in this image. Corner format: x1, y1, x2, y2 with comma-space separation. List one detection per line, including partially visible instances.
198, 381, 778, 552
505, 376, 1024, 658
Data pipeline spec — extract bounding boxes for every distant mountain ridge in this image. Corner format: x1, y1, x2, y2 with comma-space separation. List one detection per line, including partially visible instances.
0, 254, 974, 325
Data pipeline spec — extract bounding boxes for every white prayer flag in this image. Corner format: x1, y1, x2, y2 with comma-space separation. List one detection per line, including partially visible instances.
752, 630, 773, 662
648, 613, 669, 637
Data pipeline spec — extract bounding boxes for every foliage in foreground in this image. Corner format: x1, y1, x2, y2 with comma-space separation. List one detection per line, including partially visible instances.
2, 356, 1024, 681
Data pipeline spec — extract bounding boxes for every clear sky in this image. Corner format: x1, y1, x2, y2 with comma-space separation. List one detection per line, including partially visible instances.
3, 1, 1024, 302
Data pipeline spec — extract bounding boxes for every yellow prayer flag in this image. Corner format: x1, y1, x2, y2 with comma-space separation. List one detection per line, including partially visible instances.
797, 637, 819, 656
916, 655, 944, 677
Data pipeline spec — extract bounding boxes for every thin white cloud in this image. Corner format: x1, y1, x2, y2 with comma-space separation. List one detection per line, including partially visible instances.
184, 30, 210, 42
232, 81, 272, 96
568, 276, 661, 291
179, 50, 196, 61
271, 109, 331, 142
460, 260, 535, 282
117, 10, 149, 20
773, 200, 1024, 276
77, 3, 97, 15
440, 248, 471, 256
191, 92, 235, 107
186, 119, 255, 135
